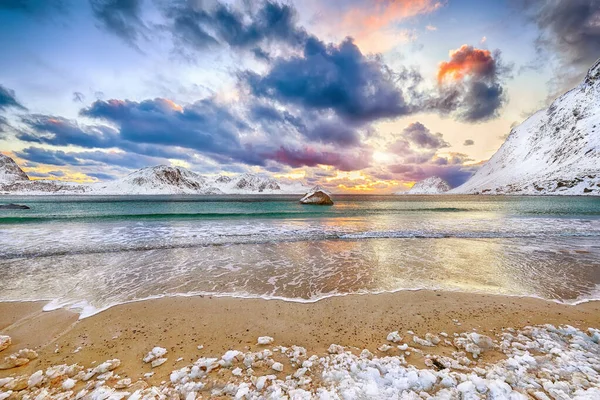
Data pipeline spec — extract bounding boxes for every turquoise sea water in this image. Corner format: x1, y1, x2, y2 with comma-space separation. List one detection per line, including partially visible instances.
1, 195, 600, 316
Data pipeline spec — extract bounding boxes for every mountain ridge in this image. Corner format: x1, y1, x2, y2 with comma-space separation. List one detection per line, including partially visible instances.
452, 58, 600, 195
0, 157, 309, 195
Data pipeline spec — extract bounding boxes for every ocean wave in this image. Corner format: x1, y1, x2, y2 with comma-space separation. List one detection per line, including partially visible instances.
0, 207, 478, 224
2, 229, 600, 259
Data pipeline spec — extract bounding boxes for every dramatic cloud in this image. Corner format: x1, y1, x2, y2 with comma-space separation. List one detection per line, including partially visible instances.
17, 114, 120, 148
90, 0, 148, 47
0, 84, 26, 111
437, 46, 497, 83
16, 146, 164, 169
337, 0, 444, 52
383, 122, 476, 187
429, 45, 511, 122
400, 122, 449, 150
464, 139, 474, 146
264, 147, 371, 171
161, 0, 307, 56
80, 98, 258, 163
87, 172, 116, 180
522, 0, 600, 71
16, 147, 83, 166
243, 37, 414, 124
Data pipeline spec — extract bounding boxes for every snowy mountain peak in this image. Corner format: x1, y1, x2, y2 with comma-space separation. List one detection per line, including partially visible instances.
0, 153, 29, 183
92, 165, 218, 195
452, 57, 600, 196
401, 176, 451, 195
232, 173, 281, 192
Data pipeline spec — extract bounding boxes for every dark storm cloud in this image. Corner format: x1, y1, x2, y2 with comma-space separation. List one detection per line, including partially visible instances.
243, 37, 413, 124
80, 98, 252, 162
0, 84, 26, 111
520, 0, 600, 70
89, 0, 148, 47
427, 46, 511, 122
16, 147, 83, 166
249, 102, 361, 147
464, 139, 474, 146
15, 146, 163, 169
264, 146, 371, 171
161, 0, 307, 56
400, 122, 449, 150
17, 114, 120, 148
87, 172, 116, 180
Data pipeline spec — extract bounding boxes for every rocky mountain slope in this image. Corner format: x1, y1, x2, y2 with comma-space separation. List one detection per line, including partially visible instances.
399, 176, 451, 195
91, 166, 222, 195
0, 156, 308, 195
0, 154, 29, 183
452, 59, 600, 195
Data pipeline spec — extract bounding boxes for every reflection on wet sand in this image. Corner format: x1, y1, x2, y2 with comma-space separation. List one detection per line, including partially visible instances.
2, 236, 599, 315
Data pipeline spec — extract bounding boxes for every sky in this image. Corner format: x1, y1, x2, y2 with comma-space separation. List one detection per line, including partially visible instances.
1, 0, 599, 193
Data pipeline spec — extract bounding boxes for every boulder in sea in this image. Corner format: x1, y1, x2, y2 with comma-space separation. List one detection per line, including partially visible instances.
299, 186, 333, 205
0, 203, 30, 210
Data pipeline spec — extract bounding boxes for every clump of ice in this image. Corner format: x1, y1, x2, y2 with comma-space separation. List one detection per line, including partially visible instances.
386, 331, 402, 343
0, 336, 10, 353
257, 336, 274, 345
4, 324, 600, 399
143, 347, 168, 368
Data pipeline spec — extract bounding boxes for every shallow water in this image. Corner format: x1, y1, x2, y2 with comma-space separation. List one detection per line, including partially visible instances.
1, 195, 599, 315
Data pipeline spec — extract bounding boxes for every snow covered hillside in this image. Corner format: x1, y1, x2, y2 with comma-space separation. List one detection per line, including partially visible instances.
91, 167, 308, 195
400, 176, 451, 195
0, 153, 29, 183
453, 58, 600, 195
0, 157, 308, 195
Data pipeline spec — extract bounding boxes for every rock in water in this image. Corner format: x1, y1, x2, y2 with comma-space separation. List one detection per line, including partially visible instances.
300, 186, 333, 205
0, 203, 30, 210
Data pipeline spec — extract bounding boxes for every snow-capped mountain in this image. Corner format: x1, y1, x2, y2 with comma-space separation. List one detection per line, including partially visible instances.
452, 58, 600, 195
91, 167, 306, 195
0, 156, 308, 195
214, 173, 283, 194
0, 154, 29, 183
91, 165, 223, 195
398, 176, 451, 195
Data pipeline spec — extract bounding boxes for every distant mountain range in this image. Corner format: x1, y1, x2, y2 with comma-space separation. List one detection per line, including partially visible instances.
0, 155, 308, 195
452, 58, 600, 195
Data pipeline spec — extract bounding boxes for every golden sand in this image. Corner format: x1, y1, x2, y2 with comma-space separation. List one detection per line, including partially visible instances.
1, 291, 599, 383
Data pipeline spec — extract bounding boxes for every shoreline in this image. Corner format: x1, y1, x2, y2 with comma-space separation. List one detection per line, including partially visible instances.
2, 291, 600, 397
8, 284, 600, 321
2, 291, 599, 379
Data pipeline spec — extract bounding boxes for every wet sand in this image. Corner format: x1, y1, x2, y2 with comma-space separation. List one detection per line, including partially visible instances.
1, 291, 600, 382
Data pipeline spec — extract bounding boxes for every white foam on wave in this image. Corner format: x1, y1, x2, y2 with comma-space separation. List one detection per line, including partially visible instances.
29, 284, 600, 320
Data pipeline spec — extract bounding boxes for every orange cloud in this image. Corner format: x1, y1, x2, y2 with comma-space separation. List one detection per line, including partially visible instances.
437, 45, 495, 83
339, 0, 445, 53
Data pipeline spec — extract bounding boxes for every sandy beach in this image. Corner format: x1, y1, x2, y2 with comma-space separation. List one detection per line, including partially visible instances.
1, 291, 600, 398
